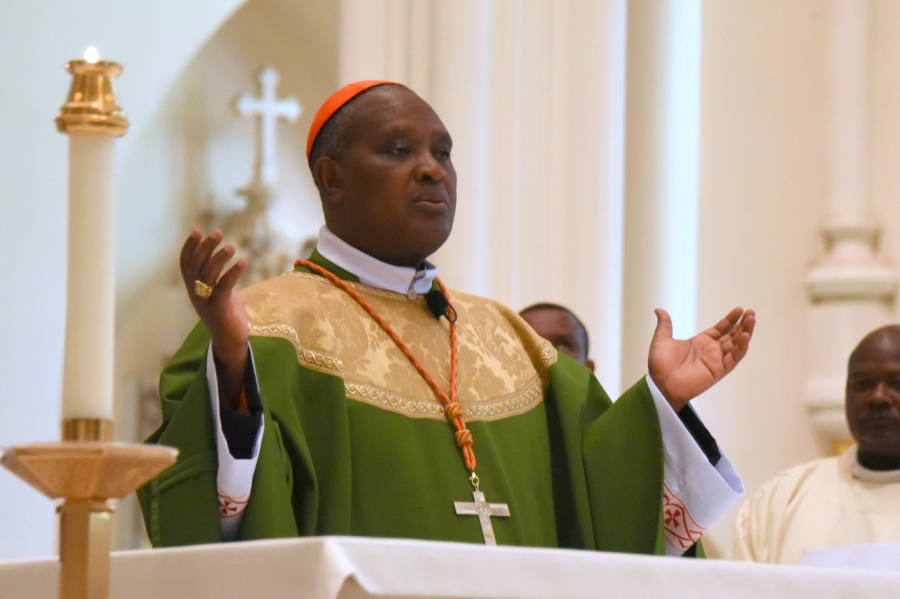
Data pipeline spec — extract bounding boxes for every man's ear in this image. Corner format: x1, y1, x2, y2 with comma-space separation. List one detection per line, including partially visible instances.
314, 156, 344, 203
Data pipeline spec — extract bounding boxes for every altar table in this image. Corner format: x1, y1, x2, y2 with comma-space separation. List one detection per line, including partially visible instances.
1, 536, 898, 599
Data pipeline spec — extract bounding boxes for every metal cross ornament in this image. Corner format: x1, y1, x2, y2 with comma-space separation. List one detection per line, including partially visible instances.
454, 473, 510, 546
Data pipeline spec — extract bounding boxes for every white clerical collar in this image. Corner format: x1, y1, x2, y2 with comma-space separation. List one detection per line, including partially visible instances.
316, 226, 438, 297
845, 445, 900, 484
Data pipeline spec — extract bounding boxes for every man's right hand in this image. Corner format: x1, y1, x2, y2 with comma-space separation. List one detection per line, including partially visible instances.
180, 229, 250, 409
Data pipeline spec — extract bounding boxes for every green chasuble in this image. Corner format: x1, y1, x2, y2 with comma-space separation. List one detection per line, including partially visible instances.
139, 253, 667, 554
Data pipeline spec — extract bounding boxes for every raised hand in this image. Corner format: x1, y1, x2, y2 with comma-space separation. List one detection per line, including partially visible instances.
180, 229, 250, 408
647, 307, 756, 412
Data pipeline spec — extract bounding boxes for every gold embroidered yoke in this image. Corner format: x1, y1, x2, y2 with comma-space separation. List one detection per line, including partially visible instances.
242, 271, 556, 422
235, 271, 577, 546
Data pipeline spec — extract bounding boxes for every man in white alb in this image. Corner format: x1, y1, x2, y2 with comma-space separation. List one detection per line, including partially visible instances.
733, 325, 900, 564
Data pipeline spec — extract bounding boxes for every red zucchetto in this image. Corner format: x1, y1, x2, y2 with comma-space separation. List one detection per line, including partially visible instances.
306, 80, 405, 162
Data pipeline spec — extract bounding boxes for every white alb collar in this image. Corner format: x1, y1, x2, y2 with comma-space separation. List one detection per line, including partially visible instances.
316, 226, 438, 297
844, 445, 900, 484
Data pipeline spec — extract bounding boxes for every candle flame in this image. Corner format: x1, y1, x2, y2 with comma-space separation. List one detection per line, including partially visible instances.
84, 46, 100, 64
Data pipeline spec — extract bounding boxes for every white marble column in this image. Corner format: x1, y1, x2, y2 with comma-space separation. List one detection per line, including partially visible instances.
484, 0, 554, 307
547, 0, 629, 393
427, 0, 494, 295
620, 0, 702, 387
475, 0, 629, 391
338, 0, 432, 92
338, 0, 388, 84
804, 0, 896, 447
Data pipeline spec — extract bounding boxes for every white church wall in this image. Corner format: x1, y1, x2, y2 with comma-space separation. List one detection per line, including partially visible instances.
692, 0, 832, 556
115, 0, 337, 380
0, 0, 246, 561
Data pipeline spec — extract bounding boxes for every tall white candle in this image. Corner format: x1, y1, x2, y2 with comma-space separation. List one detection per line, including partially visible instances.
61, 132, 116, 420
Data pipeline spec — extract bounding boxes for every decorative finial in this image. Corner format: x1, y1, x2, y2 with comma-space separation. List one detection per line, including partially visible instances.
55, 47, 129, 136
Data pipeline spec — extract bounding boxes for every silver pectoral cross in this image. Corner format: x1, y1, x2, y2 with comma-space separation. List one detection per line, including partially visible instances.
454, 473, 510, 546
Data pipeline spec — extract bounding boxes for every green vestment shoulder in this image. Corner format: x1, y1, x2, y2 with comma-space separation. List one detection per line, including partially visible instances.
139, 255, 666, 554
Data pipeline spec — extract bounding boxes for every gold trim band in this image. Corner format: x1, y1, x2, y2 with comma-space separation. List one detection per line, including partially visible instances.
62, 418, 114, 442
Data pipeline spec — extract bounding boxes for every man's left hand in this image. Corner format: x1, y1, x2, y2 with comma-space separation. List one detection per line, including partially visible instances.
648, 307, 756, 412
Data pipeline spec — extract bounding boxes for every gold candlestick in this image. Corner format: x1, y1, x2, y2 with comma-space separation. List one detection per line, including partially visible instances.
2, 421, 177, 599
56, 50, 129, 136
1, 50, 178, 599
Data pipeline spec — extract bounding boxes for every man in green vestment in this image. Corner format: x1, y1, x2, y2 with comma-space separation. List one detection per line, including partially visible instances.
139, 81, 754, 556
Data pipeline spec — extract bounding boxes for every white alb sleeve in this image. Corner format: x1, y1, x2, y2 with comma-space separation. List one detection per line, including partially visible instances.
206, 344, 264, 541
645, 375, 745, 556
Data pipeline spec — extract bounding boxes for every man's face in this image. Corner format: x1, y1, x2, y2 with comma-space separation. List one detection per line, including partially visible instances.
846, 330, 900, 459
520, 308, 592, 370
326, 87, 457, 267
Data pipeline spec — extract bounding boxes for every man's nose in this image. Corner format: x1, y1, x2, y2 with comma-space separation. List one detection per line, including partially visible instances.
869, 382, 893, 405
414, 152, 445, 183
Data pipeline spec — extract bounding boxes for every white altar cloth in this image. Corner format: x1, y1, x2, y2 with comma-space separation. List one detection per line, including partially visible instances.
2, 536, 899, 599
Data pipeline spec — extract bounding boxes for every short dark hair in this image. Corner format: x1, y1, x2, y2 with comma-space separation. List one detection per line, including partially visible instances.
519, 303, 590, 360
308, 83, 408, 195
849, 324, 900, 367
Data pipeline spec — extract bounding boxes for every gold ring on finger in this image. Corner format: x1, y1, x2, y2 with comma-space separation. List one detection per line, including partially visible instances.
194, 280, 215, 299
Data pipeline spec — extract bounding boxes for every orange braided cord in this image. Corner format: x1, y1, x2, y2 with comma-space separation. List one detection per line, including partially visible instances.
455, 429, 473, 447
462, 445, 475, 468
438, 277, 460, 419
445, 404, 463, 419
296, 259, 476, 471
